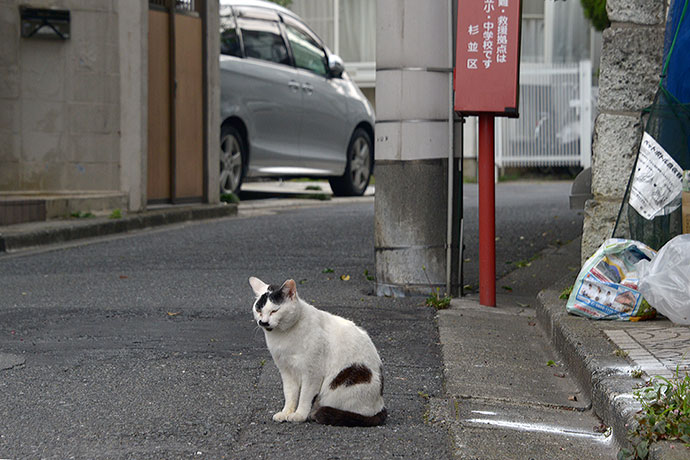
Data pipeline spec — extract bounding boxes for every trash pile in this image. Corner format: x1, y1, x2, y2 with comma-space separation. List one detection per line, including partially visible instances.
567, 235, 690, 325
577, 1, 690, 325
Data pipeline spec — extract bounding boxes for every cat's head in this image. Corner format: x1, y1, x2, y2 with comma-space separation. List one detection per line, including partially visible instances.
248, 276, 299, 332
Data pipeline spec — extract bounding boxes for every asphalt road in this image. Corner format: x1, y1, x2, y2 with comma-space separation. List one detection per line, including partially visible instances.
0, 181, 585, 459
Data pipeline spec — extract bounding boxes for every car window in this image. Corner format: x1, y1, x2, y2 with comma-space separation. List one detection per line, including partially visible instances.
285, 23, 328, 77
220, 12, 241, 57
238, 18, 290, 65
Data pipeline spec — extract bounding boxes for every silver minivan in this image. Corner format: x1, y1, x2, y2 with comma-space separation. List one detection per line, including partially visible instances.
219, 0, 375, 196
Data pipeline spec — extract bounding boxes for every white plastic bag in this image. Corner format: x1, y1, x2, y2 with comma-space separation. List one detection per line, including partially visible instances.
637, 234, 690, 325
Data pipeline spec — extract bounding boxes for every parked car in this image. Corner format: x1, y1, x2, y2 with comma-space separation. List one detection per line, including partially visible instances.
218, 0, 375, 196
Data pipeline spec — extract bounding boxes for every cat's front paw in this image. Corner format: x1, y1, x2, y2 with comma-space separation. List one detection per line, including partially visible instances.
272, 411, 291, 422
287, 412, 308, 423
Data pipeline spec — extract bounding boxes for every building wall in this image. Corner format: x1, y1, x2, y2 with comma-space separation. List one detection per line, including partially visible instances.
580, 0, 666, 262
0, 1, 121, 193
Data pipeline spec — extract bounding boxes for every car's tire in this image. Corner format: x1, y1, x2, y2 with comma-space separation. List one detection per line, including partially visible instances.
220, 124, 245, 196
329, 128, 372, 197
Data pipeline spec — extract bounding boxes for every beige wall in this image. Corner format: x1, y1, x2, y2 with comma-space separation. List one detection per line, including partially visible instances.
0, 1, 120, 192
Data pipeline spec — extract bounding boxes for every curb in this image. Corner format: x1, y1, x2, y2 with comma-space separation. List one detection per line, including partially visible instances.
536, 266, 684, 459
0, 203, 238, 253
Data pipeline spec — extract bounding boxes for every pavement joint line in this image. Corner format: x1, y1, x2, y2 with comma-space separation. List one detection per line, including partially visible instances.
605, 329, 684, 379
442, 393, 593, 413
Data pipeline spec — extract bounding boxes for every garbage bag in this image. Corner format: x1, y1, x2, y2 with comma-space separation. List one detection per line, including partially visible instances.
637, 234, 690, 325
566, 239, 657, 320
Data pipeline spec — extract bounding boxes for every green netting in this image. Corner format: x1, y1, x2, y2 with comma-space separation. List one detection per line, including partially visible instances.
612, 88, 690, 249
612, 0, 690, 249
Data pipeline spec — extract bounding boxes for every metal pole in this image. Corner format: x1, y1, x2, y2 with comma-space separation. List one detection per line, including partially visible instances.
167, 0, 177, 203
446, 0, 455, 297
458, 115, 465, 297
478, 114, 496, 307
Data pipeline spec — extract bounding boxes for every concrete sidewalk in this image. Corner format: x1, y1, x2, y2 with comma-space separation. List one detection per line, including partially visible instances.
534, 239, 690, 460
443, 237, 689, 459
0, 180, 371, 253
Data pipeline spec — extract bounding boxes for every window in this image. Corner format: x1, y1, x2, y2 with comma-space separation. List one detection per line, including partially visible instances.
238, 18, 290, 65
285, 23, 328, 77
220, 11, 241, 57
289, 0, 375, 63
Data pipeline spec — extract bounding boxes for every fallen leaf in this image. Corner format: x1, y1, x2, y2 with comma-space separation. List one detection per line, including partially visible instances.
340, 275, 350, 281
554, 373, 566, 378
593, 424, 608, 433
167, 311, 181, 317
119, 275, 128, 279
528, 321, 536, 327
546, 360, 556, 367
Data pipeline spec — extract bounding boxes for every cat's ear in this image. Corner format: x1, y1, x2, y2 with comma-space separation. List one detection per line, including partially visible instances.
280, 279, 297, 300
249, 276, 269, 297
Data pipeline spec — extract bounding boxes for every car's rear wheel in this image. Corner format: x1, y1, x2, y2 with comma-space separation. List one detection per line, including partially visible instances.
220, 125, 245, 196
329, 128, 372, 197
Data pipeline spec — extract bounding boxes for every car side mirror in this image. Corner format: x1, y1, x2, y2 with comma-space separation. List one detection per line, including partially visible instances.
328, 54, 345, 79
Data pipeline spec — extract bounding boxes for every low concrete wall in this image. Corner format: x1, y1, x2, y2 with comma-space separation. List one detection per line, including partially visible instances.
0, 1, 121, 193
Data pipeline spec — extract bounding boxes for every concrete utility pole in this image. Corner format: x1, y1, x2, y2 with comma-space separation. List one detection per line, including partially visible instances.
374, 0, 459, 297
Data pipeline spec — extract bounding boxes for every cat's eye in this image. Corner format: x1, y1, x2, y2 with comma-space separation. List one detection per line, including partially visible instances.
270, 309, 279, 315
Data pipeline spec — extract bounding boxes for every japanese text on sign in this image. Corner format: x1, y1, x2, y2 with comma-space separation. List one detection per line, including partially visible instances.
454, 0, 521, 115
466, 0, 510, 70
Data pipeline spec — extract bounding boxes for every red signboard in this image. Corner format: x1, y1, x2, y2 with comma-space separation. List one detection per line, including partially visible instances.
454, 0, 521, 116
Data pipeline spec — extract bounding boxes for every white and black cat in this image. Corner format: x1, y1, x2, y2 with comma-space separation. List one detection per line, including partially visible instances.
249, 276, 387, 427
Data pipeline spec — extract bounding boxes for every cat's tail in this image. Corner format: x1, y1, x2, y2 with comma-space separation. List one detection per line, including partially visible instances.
311, 406, 387, 427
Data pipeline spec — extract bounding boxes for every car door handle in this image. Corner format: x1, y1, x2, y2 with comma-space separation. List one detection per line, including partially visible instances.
288, 81, 300, 93
301, 83, 313, 95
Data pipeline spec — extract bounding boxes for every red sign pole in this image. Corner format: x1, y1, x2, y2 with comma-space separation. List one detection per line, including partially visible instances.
478, 114, 496, 307
454, 0, 521, 307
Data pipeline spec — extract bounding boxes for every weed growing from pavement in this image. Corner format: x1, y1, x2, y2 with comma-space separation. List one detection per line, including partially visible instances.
109, 208, 122, 219
70, 211, 95, 219
422, 265, 451, 310
559, 284, 574, 300
220, 192, 240, 204
364, 269, 375, 281
615, 349, 630, 358
619, 367, 690, 460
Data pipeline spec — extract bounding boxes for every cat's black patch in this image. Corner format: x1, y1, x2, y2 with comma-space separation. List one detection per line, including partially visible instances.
268, 287, 286, 305
254, 292, 269, 312
312, 406, 387, 427
380, 366, 384, 396
255, 284, 287, 313
329, 364, 372, 390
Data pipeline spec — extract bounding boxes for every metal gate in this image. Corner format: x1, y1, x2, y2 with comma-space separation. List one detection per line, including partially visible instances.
495, 60, 593, 169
